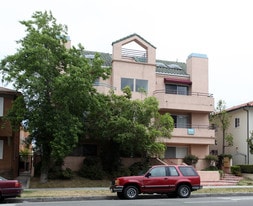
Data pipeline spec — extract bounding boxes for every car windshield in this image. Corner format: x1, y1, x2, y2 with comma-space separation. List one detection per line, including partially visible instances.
0, 176, 7, 181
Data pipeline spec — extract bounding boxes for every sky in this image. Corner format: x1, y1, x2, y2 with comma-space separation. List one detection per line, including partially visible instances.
1, 0, 253, 108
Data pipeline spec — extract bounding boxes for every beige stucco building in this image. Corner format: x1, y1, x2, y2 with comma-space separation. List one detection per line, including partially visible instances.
82, 34, 215, 170
210, 101, 253, 165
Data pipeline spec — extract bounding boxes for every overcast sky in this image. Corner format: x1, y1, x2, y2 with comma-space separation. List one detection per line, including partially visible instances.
1, 0, 252, 108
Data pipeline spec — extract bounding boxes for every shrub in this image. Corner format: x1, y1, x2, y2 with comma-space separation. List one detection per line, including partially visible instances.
129, 161, 150, 175
61, 168, 74, 179
205, 155, 218, 166
79, 156, 105, 180
48, 167, 73, 180
111, 167, 131, 178
202, 166, 219, 171
238, 165, 253, 173
183, 154, 199, 165
231, 165, 242, 176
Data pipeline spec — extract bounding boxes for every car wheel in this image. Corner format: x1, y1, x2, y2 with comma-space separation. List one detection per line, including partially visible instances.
117, 192, 125, 199
123, 185, 139, 199
177, 185, 191, 198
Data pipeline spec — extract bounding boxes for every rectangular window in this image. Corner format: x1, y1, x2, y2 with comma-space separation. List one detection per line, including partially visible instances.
121, 78, 134, 91
171, 115, 190, 128
235, 118, 240, 128
165, 146, 188, 158
0, 140, 3, 159
135, 79, 148, 92
165, 84, 188, 95
0, 97, 3, 117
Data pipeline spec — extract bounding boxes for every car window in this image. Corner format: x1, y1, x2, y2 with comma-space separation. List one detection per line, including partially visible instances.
149, 167, 166, 177
167, 166, 179, 176
179, 166, 198, 176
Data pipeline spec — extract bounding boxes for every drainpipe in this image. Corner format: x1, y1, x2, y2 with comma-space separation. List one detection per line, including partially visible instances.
243, 106, 250, 164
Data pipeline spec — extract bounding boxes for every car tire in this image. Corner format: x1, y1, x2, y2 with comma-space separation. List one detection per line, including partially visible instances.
123, 185, 139, 199
117, 192, 125, 199
177, 185, 191, 198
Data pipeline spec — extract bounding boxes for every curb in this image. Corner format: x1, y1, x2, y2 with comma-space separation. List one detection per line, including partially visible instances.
5, 192, 253, 203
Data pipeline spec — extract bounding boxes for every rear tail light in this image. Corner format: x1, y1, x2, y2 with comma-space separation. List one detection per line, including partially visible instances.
15, 181, 21, 188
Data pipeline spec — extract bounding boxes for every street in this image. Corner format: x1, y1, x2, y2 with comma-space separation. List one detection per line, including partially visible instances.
2, 195, 253, 206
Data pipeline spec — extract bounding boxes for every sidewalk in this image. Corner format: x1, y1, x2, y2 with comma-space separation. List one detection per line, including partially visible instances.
5, 186, 252, 204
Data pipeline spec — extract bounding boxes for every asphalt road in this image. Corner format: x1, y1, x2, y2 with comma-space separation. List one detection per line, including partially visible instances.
3, 195, 253, 206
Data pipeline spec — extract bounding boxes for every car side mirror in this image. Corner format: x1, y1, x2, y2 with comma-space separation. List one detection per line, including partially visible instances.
145, 172, 151, 178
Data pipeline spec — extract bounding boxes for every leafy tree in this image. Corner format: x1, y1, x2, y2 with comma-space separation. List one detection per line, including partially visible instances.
210, 100, 233, 154
247, 131, 253, 154
85, 88, 174, 173
0, 11, 110, 182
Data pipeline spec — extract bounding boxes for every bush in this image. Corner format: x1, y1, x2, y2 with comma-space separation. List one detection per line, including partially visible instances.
79, 157, 105, 180
111, 167, 131, 178
238, 165, 253, 173
205, 155, 218, 166
202, 166, 219, 171
48, 167, 73, 180
129, 161, 150, 176
61, 168, 74, 179
231, 165, 242, 176
183, 154, 199, 165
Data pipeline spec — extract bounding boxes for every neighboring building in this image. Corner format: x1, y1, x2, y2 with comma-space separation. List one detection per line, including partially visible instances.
210, 101, 253, 165
0, 87, 21, 178
65, 34, 215, 170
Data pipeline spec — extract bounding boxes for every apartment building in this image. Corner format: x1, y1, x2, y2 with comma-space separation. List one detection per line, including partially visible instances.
210, 101, 253, 165
83, 34, 215, 170
0, 87, 21, 178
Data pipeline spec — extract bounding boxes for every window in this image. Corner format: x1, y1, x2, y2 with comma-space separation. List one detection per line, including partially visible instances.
167, 166, 179, 176
165, 146, 188, 158
0, 140, 3, 159
121, 78, 148, 93
136, 79, 148, 92
235, 118, 240, 128
165, 84, 188, 95
149, 166, 166, 177
0, 97, 3, 117
179, 166, 198, 176
171, 115, 190, 128
121, 78, 134, 91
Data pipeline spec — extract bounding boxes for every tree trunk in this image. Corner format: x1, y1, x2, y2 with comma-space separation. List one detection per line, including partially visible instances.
39, 143, 51, 183
40, 158, 49, 183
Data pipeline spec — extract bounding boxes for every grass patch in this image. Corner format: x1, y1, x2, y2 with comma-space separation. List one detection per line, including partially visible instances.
22, 189, 112, 198
29, 176, 111, 188
194, 187, 253, 194
237, 178, 253, 186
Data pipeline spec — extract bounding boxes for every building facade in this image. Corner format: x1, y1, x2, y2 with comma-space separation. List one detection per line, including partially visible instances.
210, 102, 253, 165
82, 34, 215, 170
0, 87, 20, 178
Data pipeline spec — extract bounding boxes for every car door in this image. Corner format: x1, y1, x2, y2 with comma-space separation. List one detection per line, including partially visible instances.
142, 166, 171, 193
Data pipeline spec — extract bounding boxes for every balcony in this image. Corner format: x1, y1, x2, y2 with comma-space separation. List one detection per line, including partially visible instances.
153, 90, 214, 112
159, 126, 215, 145
158, 122, 215, 145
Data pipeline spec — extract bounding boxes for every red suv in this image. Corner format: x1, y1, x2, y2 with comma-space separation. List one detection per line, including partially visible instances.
110, 164, 202, 199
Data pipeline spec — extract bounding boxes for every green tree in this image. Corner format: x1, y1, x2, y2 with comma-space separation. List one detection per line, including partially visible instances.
210, 100, 233, 154
85, 88, 174, 173
247, 131, 253, 154
0, 11, 110, 183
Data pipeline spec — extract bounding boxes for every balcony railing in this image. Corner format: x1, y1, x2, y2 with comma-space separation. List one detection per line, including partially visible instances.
174, 123, 215, 130
93, 82, 116, 90
153, 89, 214, 112
121, 48, 148, 63
153, 89, 213, 97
